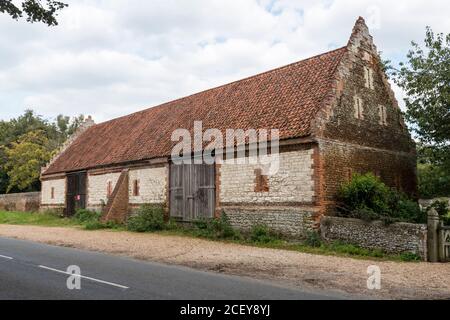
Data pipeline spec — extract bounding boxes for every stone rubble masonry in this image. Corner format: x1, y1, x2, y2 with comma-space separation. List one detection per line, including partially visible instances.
320, 216, 427, 260
39, 166, 168, 214
87, 166, 167, 212
0, 192, 41, 212
87, 172, 121, 209
41, 178, 66, 205
219, 149, 315, 204
224, 206, 317, 238
128, 166, 167, 205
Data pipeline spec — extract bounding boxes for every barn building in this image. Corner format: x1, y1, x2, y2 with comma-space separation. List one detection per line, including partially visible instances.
40, 18, 416, 237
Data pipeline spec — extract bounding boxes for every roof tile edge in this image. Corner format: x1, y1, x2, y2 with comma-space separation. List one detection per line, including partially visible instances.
41, 116, 96, 176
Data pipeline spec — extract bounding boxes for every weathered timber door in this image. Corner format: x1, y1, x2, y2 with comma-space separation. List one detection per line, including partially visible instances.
169, 163, 215, 221
66, 171, 87, 216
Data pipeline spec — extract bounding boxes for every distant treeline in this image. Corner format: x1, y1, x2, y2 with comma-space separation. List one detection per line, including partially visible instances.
0, 110, 84, 194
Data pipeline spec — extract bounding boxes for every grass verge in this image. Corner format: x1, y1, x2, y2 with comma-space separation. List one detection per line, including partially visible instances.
0, 210, 79, 227
0, 210, 421, 262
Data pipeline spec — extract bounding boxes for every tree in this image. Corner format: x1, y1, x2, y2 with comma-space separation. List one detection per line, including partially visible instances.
2, 130, 52, 192
3, 109, 52, 144
0, 0, 67, 26
56, 114, 85, 139
391, 27, 450, 169
417, 142, 450, 198
0, 110, 85, 193
388, 27, 450, 198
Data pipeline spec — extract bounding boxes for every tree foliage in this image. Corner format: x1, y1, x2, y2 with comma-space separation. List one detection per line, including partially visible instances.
337, 173, 424, 223
0, 0, 67, 26
0, 110, 84, 193
391, 27, 450, 169
384, 27, 450, 198
417, 143, 450, 198
2, 130, 52, 192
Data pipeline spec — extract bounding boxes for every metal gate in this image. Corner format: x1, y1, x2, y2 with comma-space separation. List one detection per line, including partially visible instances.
66, 171, 87, 216
169, 163, 215, 221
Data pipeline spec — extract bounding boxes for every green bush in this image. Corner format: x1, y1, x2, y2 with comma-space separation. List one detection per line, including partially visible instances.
350, 207, 380, 222
399, 252, 421, 262
165, 218, 180, 231
428, 200, 449, 217
327, 242, 384, 258
74, 209, 101, 223
338, 173, 391, 214
84, 220, 122, 230
192, 218, 209, 230
337, 173, 422, 223
192, 213, 240, 240
304, 231, 322, 247
442, 215, 450, 226
126, 205, 165, 232
249, 224, 280, 244
418, 163, 450, 199
84, 221, 108, 230
389, 192, 424, 223
41, 209, 64, 218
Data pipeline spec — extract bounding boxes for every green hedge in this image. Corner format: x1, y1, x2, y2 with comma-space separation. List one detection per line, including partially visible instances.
126, 205, 165, 232
337, 173, 424, 223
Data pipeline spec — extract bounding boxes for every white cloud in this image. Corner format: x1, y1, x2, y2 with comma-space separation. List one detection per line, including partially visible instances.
0, 0, 448, 123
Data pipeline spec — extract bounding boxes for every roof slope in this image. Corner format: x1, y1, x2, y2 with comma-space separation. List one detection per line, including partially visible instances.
43, 46, 347, 175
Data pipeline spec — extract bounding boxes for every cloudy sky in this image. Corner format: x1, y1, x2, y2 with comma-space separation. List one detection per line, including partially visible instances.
0, 0, 448, 123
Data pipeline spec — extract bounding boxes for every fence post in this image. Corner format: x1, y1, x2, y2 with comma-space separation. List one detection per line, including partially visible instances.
427, 208, 440, 262
438, 220, 445, 262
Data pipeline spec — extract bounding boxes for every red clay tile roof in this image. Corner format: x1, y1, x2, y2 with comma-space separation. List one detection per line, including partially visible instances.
43, 46, 347, 175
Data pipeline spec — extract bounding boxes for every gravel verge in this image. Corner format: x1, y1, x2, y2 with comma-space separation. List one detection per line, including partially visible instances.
0, 224, 448, 299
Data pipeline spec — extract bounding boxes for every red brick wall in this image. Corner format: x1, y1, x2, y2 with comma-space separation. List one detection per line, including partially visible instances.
101, 170, 129, 223
313, 19, 417, 214
319, 140, 417, 205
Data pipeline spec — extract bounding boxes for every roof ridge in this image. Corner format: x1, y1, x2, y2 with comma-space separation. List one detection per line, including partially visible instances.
93, 46, 348, 127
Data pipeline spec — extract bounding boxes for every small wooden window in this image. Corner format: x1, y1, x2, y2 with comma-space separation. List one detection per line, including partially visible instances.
354, 96, 364, 119
254, 168, 269, 192
132, 179, 140, 196
378, 105, 387, 125
107, 181, 113, 198
51, 187, 55, 199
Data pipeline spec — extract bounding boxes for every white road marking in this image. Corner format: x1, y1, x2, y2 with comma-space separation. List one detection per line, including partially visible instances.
38, 265, 129, 289
0, 254, 13, 260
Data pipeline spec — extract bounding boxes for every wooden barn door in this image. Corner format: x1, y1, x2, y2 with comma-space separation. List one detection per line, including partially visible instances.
66, 171, 87, 216
169, 163, 215, 221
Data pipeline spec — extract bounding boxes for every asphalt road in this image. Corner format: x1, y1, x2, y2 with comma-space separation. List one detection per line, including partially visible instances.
0, 236, 343, 300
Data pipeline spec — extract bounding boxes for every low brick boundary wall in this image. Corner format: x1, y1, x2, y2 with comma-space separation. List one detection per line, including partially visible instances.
223, 206, 316, 238
320, 216, 427, 260
0, 192, 41, 212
